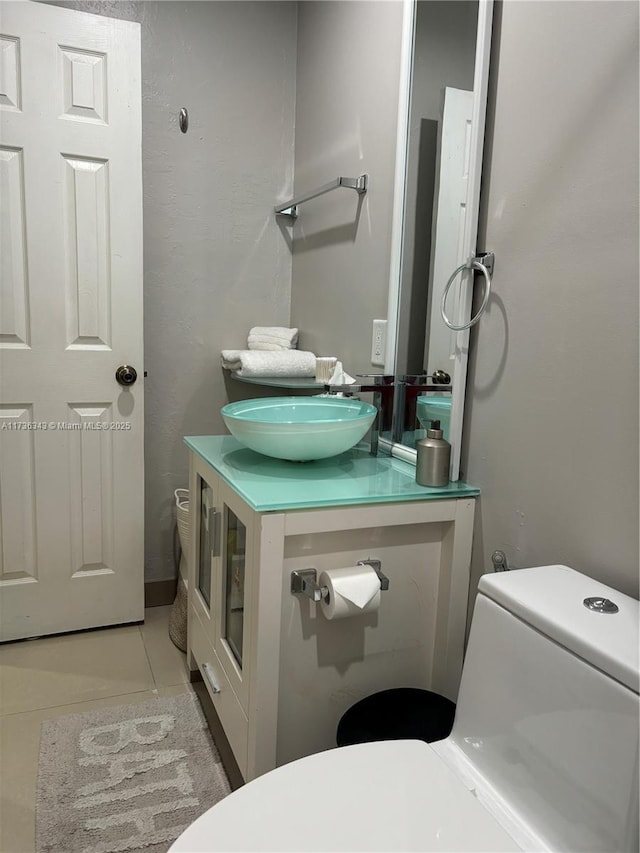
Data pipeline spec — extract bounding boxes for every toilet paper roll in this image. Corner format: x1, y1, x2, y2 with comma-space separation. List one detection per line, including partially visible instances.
319, 565, 381, 621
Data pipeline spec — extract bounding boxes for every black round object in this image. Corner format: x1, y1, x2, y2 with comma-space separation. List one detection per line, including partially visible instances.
336, 688, 456, 747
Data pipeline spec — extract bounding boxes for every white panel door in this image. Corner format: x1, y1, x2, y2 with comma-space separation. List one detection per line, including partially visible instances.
0, 1, 143, 640
424, 87, 474, 376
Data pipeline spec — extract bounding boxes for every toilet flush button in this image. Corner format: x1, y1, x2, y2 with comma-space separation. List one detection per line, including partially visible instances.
583, 596, 619, 614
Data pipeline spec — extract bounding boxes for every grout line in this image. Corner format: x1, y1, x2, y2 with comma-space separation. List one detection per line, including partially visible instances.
0, 688, 160, 720
139, 611, 190, 689
138, 623, 159, 691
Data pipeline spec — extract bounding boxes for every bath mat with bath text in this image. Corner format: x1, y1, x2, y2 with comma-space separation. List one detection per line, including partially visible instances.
36, 692, 230, 853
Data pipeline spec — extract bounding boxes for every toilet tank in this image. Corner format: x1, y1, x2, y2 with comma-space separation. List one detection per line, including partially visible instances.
446, 565, 639, 853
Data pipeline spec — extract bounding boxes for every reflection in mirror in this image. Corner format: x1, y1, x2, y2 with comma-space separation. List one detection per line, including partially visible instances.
389, 0, 492, 476
396, 1, 478, 378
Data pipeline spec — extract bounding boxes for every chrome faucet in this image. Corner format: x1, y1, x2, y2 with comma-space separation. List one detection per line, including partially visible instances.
393, 372, 452, 443
323, 374, 395, 456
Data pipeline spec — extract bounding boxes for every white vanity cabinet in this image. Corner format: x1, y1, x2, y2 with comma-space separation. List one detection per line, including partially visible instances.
188, 471, 256, 772
186, 436, 478, 782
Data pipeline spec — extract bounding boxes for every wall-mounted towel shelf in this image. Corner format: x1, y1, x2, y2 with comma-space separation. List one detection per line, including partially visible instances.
275, 174, 368, 219
229, 372, 323, 390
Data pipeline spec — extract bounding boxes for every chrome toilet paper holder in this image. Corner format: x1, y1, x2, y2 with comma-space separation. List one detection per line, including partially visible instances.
291, 559, 389, 602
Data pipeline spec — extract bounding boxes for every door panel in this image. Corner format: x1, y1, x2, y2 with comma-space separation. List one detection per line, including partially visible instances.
63, 155, 112, 349
0, 404, 37, 583
0, 146, 29, 347
67, 403, 115, 576
0, 2, 143, 640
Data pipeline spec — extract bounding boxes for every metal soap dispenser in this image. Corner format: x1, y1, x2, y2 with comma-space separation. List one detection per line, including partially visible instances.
416, 420, 451, 487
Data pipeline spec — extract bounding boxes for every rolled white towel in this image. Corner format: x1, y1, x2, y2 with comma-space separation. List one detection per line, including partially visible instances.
247, 326, 298, 350
221, 350, 247, 371
221, 349, 317, 377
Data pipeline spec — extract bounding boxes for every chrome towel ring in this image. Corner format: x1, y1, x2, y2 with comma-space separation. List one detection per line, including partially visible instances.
440, 253, 494, 331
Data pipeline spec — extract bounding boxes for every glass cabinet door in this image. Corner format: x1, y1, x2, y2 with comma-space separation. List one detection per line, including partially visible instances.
190, 471, 253, 710
196, 476, 215, 611
223, 509, 246, 669
213, 481, 253, 711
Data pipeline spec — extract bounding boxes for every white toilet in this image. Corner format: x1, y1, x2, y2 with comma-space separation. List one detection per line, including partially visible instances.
171, 565, 639, 852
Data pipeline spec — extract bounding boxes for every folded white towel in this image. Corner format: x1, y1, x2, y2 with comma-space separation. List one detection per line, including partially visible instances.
247, 326, 298, 350
221, 349, 317, 378
246, 341, 289, 351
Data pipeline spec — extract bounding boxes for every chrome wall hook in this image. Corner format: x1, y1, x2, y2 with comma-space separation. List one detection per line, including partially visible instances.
179, 108, 189, 133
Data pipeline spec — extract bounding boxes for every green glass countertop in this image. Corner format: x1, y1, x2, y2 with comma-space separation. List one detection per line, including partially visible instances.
184, 435, 479, 512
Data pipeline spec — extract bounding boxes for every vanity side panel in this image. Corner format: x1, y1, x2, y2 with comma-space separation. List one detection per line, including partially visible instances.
276, 520, 443, 766
246, 512, 286, 781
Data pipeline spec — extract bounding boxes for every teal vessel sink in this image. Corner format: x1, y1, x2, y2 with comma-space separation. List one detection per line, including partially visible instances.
221, 396, 377, 461
416, 396, 452, 441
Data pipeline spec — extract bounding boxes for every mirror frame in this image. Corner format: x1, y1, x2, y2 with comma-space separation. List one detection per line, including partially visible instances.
384, 0, 494, 480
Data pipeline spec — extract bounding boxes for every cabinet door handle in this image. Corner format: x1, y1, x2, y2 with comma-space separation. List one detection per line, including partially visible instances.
208, 508, 221, 556
202, 662, 221, 694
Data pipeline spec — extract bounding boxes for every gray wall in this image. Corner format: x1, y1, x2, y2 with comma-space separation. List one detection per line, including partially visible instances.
46, 1, 297, 583
141, 2, 295, 583
290, 1, 403, 375
463, 1, 639, 599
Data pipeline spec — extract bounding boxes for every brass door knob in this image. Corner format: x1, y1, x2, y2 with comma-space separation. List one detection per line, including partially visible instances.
115, 365, 137, 386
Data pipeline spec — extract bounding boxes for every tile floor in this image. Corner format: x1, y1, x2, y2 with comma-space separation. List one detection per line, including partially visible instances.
0, 607, 199, 853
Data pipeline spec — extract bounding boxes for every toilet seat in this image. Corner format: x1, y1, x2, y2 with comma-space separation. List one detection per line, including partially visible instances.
170, 740, 520, 852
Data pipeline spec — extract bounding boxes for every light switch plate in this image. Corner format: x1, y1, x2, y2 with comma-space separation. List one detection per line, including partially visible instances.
371, 319, 387, 367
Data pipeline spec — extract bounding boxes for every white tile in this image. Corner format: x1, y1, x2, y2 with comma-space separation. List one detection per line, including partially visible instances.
0, 623, 154, 716
139, 606, 190, 688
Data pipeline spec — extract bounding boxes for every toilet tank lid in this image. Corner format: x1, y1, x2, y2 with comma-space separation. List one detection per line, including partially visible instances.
478, 565, 639, 694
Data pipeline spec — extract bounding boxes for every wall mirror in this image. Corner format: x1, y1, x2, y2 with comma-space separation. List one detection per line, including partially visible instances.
385, 0, 494, 480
